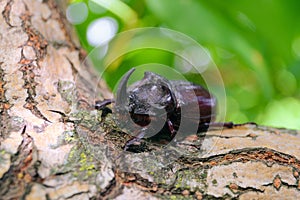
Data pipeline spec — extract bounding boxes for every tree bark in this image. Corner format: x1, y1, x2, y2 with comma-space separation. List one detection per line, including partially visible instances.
0, 0, 300, 199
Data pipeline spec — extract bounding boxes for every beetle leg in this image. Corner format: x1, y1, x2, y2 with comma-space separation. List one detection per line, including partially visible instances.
95, 99, 115, 110
95, 99, 115, 119
124, 130, 146, 151
205, 122, 234, 129
223, 122, 234, 128
167, 119, 176, 137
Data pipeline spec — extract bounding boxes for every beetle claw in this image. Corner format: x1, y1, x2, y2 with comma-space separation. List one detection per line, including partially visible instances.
167, 119, 176, 137
124, 130, 146, 151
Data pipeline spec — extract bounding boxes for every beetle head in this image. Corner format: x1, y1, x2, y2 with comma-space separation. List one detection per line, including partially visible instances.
128, 71, 176, 116
116, 69, 176, 117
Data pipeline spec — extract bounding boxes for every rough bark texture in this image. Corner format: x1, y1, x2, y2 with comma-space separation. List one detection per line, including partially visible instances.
0, 0, 300, 199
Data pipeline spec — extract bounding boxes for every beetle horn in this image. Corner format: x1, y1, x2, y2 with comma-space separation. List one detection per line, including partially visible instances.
116, 68, 135, 108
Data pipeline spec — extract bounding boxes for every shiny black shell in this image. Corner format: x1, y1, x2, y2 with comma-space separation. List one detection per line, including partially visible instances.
124, 71, 216, 139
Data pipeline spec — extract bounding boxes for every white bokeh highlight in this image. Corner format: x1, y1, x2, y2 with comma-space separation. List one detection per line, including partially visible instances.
87, 17, 118, 47
174, 46, 211, 73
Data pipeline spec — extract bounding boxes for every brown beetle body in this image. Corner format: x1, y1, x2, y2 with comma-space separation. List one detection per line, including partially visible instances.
170, 80, 216, 127
96, 69, 229, 150
124, 71, 216, 135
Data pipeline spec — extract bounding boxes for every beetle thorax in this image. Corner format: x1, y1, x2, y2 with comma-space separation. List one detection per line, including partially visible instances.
128, 83, 175, 116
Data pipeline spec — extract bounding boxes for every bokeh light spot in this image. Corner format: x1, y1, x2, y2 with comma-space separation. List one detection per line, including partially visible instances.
236, 87, 259, 109
237, 12, 256, 31
88, 0, 107, 14
275, 70, 297, 96
66, 2, 88, 25
260, 98, 300, 130
87, 17, 118, 47
292, 36, 300, 58
174, 46, 211, 73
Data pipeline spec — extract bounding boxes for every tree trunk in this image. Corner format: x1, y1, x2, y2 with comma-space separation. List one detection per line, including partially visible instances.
0, 0, 299, 199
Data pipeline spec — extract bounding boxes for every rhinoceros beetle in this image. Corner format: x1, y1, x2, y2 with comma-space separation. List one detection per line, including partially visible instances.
95, 68, 233, 151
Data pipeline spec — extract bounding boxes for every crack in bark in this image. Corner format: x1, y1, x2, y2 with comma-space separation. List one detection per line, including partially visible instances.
204, 133, 258, 140
99, 177, 117, 197
110, 147, 300, 198
261, 174, 299, 191
76, 121, 300, 198
0, 126, 41, 199
64, 191, 90, 200
77, 119, 300, 199
0, 62, 11, 140
64, 55, 95, 110
256, 125, 299, 136
227, 182, 264, 196
17, 5, 51, 122
178, 147, 300, 171
2, 0, 14, 27
46, 0, 78, 50
97, 170, 126, 200
117, 171, 189, 196
19, 58, 50, 122
65, 56, 78, 78
117, 172, 161, 193
20, 4, 48, 61
115, 171, 228, 199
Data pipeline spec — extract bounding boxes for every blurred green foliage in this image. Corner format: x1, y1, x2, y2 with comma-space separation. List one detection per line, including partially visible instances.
69, 0, 300, 130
